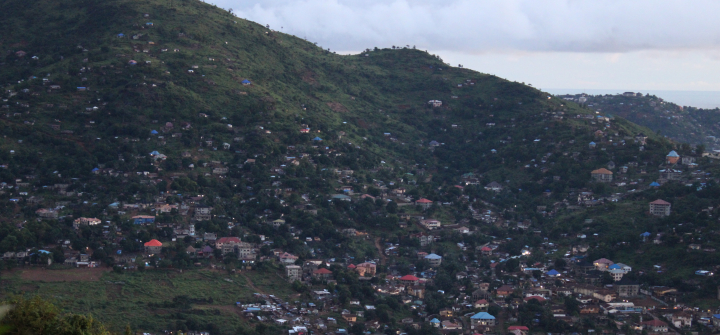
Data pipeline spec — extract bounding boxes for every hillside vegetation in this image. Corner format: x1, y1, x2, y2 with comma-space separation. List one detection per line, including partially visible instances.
4, 0, 720, 334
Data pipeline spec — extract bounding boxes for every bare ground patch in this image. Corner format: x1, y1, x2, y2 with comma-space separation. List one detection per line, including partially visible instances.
326, 102, 348, 112
19, 268, 110, 282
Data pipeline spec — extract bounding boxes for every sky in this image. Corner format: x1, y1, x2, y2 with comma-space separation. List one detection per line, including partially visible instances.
211, 0, 720, 93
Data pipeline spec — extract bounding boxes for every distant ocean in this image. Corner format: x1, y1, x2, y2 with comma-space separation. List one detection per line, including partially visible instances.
544, 89, 720, 110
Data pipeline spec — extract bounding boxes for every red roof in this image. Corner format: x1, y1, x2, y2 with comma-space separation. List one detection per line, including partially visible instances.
399, 275, 419, 281
508, 326, 529, 331
313, 268, 332, 274
144, 239, 162, 247
347, 264, 356, 269
591, 168, 613, 175
641, 320, 667, 327
475, 299, 488, 304
217, 237, 241, 244
481, 246, 492, 251
650, 199, 670, 205
415, 198, 433, 203
524, 296, 546, 302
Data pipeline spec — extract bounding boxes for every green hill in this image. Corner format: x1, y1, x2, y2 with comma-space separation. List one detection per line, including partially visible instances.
4, 0, 720, 333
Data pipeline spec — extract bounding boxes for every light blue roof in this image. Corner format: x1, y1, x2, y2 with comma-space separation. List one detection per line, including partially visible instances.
313, 137, 322, 141
430, 318, 440, 323
667, 150, 679, 157
424, 253, 442, 259
589, 141, 596, 145
471, 312, 495, 320
650, 182, 660, 187
640, 232, 651, 237
149, 151, 160, 155
546, 269, 560, 276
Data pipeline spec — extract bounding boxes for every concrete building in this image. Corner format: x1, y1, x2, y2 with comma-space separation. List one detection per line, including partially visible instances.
649, 199, 671, 217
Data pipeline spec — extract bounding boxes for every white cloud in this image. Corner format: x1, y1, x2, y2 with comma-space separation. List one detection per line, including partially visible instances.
219, 0, 720, 53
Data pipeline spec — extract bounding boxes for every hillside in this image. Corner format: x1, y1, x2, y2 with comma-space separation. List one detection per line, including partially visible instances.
558, 92, 720, 149
3, 0, 720, 334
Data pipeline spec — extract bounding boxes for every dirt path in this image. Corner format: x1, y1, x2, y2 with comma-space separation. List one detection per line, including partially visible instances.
374, 237, 387, 265
240, 273, 264, 294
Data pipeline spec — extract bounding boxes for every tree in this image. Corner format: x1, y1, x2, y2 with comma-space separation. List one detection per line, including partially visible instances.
0, 296, 111, 335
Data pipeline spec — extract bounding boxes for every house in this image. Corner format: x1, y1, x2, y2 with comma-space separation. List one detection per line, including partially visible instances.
636, 133, 648, 144
649, 199, 671, 217
408, 285, 425, 299
470, 312, 496, 330
668, 312, 692, 328
641, 320, 668, 332
659, 168, 682, 181
589, 141, 596, 149
312, 268, 333, 280
407, 233, 433, 247
424, 253, 442, 267
428, 100, 442, 107
215, 237, 242, 254
615, 278, 639, 297
439, 308, 453, 317
355, 262, 377, 276
194, 205, 212, 221
666, 150, 680, 164
415, 198, 433, 209
484, 181, 503, 192
480, 245, 493, 256
420, 219, 441, 230
496, 285, 514, 297
241, 79, 252, 86
398, 275, 419, 284
441, 320, 462, 330
591, 168, 613, 183
144, 239, 162, 254
681, 156, 696, 165
474, 299, 489, 309
286, 265, 302, 282
268, 219, 286, 228
132, 215, 155, 225
279, 252, 298, 264
73, 217, 101, 229
593, 289, 616, 302
593, 258, 614, 271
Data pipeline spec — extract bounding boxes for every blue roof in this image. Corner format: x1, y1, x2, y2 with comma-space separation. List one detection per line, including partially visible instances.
667, 150, 679, 157
713, 314, 720, 319
149, 150, 160, 155
92, 167, 100, 172
241, 79, 251, 84
150, 130, 159, 134
546, 269, 561, 276
640, 232, 651, 237
313, 137, 322, 141
430, 318, 440, 323
650, 182, 660, 187
471, 312, 495, 320
609, 264, 621, 269
589, 141, 596, 145
117, 33, 124, 37
424, 253, 442, 259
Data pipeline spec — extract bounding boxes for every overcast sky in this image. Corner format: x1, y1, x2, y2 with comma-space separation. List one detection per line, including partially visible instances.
213, 0, 720, 92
